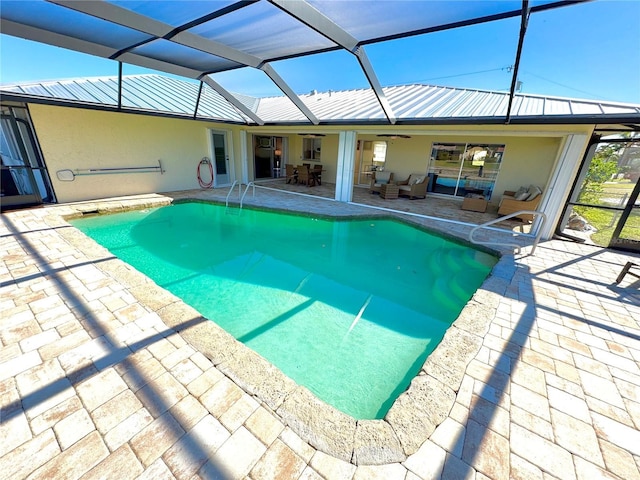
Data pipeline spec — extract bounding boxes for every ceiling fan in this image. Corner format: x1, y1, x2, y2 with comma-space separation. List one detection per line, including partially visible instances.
376, 134, 412, 139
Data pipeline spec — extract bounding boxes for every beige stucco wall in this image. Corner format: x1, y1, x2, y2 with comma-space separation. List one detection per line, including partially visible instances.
29, 102, 592, 208
29, 104, 242, 203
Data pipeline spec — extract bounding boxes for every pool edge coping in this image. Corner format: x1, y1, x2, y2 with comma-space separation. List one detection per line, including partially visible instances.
51, 193, 511, 465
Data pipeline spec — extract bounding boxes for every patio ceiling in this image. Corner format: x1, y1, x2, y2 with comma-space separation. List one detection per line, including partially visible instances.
1, 0, 590, 125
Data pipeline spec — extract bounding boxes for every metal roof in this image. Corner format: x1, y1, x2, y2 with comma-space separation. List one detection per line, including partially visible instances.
1, 75, 250, 123
1, 0, 595, 126
3, 74, 640, 126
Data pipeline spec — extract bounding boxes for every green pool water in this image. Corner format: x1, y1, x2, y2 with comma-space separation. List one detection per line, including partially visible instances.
71, 201, 496, 419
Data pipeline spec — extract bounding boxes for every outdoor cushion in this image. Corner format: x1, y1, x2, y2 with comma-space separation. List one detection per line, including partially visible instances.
376, 171, 392, 184
407, 174, 425, 185
515, 186, 527, 197
515, 190, 529, 200
527, 185, 542, 201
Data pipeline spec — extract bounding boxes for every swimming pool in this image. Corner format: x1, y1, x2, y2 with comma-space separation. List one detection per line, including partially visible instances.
71, 201, 496, 419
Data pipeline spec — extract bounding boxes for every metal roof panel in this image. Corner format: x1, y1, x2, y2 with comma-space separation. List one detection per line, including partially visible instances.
3, 74, 640, 125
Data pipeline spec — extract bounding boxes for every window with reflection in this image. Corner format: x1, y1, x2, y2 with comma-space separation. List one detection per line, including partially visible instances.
428, 143, 504, 199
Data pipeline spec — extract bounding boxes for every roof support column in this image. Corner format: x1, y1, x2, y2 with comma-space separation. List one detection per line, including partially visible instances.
193, 81, 204, 119
335, 131, 357, 202
506, 0, 530, 124
538, 133, 589, 240
239, 130, 250, 184
117, 61, 123, 110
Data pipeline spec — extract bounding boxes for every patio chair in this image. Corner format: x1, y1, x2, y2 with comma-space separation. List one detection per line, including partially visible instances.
615, 261, 640, 285
498, 185, 542, 222
396, 174, 427, 199
285, 164, 297, 184
312, 164, 323, 185
369, 171, 394, 194
297, 165, 316, 186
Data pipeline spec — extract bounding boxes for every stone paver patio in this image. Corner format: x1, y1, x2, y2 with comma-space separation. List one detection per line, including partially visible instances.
1, 187, 639, 480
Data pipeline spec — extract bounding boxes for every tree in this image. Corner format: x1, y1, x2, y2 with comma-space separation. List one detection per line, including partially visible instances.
578, 143, 620, 204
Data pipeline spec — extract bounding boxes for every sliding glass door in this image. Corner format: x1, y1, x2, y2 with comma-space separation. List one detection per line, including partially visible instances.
428, 143, 504, 200
1, 104, 55, 210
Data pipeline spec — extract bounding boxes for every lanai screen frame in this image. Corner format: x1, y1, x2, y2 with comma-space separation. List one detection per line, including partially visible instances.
0, 0, 591, 125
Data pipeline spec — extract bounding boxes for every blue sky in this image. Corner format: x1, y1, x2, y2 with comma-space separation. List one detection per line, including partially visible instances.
1, 0, 639, 103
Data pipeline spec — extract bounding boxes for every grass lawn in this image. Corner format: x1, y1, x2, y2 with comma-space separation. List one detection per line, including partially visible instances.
574, 180, 639, 246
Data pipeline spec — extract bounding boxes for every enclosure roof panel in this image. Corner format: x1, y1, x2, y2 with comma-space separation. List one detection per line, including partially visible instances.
2, 0, 569, 75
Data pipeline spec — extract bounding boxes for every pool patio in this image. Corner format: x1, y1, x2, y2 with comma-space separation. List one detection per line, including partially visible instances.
1, 187, 639, 480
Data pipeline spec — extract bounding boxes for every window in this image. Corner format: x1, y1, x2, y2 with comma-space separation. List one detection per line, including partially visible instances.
372, 141, 387, 163
429, 142, 504, 199
303, 137, 321, 161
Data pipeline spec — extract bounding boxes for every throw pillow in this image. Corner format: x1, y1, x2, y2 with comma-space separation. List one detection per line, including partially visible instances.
515, 191, 530, 201
527, 186, 542, 201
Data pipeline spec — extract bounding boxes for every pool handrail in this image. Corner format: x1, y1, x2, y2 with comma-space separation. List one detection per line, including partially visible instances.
469, 210, 547, 255
225, 181, 241, 207
240, 182, 255, 209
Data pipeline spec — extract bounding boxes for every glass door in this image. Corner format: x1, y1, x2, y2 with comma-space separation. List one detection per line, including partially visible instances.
210, 130, 229, 186
557, 133, 640, 252
1, 104, 55, 210
253, 136, 285, 179
428, 143, 504, 200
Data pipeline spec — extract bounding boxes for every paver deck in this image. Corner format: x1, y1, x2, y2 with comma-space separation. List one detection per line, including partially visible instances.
1, 187, 639, 480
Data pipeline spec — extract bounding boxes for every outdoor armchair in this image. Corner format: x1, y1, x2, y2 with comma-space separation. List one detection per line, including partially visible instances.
498, 185, 542, 221
396, 174, 428, 199
369, 171, 394, 194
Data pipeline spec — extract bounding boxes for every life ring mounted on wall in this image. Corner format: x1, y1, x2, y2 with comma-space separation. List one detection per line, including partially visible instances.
197, 157, 214, 188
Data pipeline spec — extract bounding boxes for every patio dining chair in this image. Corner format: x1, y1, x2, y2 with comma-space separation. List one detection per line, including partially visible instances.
312, 164, 323, 185
285, 164, 297, 184
297, 165, 316, 186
